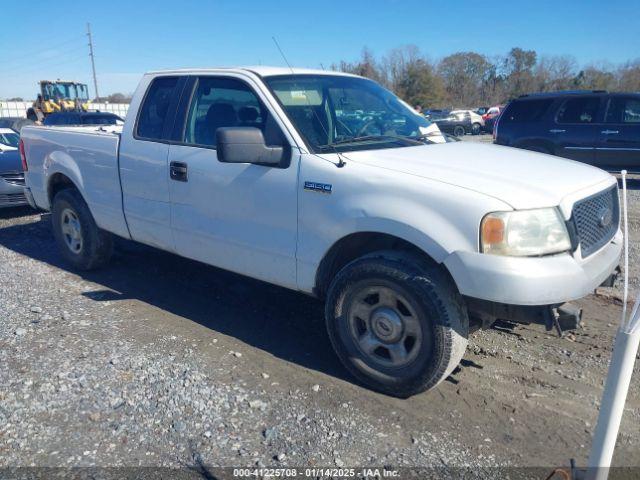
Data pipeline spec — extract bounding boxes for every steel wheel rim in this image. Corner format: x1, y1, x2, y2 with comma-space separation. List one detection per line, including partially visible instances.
348, 285, 423, 369
60, 208, 83, 254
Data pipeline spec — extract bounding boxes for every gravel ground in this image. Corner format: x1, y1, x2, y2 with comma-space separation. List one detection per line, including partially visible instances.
1, 156, 639, 476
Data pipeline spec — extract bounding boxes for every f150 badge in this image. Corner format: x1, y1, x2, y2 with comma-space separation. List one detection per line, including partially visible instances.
304, 181, 332, 194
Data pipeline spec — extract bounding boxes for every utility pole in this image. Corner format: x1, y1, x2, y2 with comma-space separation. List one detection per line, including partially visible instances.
87, 23, 99, 101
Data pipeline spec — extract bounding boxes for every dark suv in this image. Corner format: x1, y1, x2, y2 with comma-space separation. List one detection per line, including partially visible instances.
495, 91, 640, 171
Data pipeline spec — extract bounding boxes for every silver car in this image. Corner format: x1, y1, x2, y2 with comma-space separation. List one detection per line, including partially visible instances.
0, 149, 28, 208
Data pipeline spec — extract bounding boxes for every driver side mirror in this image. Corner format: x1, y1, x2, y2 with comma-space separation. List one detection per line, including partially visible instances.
216, 127, 283, 166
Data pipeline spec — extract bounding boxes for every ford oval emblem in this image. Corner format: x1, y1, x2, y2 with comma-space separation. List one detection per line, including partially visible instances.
598, 207, 613, 228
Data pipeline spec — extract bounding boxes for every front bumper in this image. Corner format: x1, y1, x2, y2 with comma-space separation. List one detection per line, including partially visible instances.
444, 232, 622, 306
0, 179, 28, 208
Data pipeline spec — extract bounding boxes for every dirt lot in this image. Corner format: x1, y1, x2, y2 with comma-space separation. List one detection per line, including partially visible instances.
1, 163, 639, 475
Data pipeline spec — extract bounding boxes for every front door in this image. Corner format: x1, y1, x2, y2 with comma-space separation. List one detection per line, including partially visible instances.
167, 75, 299, 289
597, 95, 640, 171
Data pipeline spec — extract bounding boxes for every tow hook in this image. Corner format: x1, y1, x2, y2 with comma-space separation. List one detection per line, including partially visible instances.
545, 303, 583, 337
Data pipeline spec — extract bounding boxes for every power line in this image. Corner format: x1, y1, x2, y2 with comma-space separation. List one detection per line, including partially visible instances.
3, 45, 88, 69
3, 35, 85, 66
0, 56, 88, 81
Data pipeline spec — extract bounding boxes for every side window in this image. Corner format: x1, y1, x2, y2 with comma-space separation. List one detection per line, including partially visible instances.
503, 99, 553, 123
183, 77, 278, 148
556, 97, 601, 124
136, 76, 179, 140
606, 97, 640, 124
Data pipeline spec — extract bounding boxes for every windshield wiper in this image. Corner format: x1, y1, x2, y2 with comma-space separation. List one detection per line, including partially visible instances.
318, 135, 423, 151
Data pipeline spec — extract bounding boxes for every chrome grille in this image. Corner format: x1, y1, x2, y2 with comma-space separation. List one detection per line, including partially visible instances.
0, 171, 25, 186
0, 193, 27, 206
572, 186, 619, 258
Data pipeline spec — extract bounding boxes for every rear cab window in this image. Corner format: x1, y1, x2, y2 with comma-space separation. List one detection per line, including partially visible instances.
135, 76, 181, 141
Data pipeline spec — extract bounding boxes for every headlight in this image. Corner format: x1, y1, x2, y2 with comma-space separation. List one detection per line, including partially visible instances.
481, 208, 571, 256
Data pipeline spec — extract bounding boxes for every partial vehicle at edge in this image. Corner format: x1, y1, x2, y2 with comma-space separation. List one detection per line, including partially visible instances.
495, 90, 640, 171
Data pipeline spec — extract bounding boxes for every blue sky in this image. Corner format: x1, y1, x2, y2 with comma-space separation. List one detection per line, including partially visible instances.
1, 0, 639, 99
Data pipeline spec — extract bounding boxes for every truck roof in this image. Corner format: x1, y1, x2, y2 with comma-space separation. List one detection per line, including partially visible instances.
145, 66, 360, 78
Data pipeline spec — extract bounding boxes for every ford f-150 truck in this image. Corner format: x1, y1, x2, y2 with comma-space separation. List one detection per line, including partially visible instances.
20, 67, 622, 397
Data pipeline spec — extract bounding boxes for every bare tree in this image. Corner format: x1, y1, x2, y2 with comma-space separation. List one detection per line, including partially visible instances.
501, 48, 538, 98
535, 55, 578, 91
438, 52, 492, 107
332, 46, 638, 108
616, 60, 640, 91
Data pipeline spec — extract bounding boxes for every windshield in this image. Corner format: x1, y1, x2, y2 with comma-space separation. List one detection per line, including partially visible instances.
43, 83, 84, 101
75, 84, 89, 101
265, 74, 434, 153
0, 131, 20, 148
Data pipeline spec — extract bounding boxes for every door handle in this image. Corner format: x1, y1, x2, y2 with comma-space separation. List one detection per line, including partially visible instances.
170, 161, 188, 182
601, 130, 619, 135
549, 129, 566, 133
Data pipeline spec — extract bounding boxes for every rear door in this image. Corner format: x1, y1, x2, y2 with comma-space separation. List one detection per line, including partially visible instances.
166, 74, 299, 289
551, 95, 604, 165
596, 95, 640, 171
119, 75, 186, 251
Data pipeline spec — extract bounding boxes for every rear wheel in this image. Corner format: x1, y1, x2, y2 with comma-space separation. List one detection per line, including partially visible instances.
471, 123, 481, 135
51, 188, 113, 270
453, 125, 465, 137
325, 252, 469, 397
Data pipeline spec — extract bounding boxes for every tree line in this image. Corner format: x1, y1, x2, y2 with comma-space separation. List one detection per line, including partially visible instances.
332, 46, 640, 109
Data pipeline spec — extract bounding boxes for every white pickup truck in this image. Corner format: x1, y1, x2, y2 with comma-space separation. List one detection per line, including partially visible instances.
21, 67, 622, 397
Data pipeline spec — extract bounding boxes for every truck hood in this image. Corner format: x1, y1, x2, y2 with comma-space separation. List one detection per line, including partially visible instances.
346, 142, 613, 209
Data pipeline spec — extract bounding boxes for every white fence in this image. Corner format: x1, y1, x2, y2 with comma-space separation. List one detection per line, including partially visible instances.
0, 101, 129, 118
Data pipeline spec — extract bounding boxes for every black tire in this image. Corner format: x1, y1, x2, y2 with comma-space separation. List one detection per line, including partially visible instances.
471, 123, 481, 135
26, 108, 38, 122
51, 188, 113, 270
453, 125, 465, 137
325, 251, 468, 398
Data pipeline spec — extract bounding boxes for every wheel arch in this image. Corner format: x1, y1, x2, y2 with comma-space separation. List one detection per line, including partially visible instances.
48, 171, 84, 207
314, 231, 456, 299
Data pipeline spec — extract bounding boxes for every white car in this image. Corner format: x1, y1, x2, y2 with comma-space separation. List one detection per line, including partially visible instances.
451, 109, 485, 128
0, 127, 20, 152
20, 67, 621, 397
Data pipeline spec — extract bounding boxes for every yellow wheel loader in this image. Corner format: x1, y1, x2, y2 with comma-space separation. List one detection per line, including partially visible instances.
26, 81, 91, 122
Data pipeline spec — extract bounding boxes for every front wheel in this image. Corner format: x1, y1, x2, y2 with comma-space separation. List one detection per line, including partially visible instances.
51, 188, 113, 270
471, 123, 481, 135
453, 125, 465, 137
325, 252, 469, 397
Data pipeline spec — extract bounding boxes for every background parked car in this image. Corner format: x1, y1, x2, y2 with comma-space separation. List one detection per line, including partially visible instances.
423, 109, 450, 121
451, 109, 484, 133
0, 128, 20, 152
494, 90, 640, 171
43, 111, 124, 127
0, 117, 34, 133
482, 105, 503, 133
433, 110, 482, 136
0, 149, 27, 208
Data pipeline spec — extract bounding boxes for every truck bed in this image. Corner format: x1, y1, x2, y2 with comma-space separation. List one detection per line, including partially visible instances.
21, 125, 130, 239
